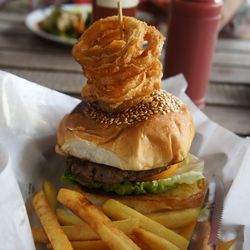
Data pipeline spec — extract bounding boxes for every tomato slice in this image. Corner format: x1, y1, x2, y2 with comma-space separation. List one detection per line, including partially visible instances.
144, 163, 179, 181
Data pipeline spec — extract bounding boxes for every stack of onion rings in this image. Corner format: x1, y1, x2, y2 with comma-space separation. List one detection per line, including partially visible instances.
72, 16, 165, 111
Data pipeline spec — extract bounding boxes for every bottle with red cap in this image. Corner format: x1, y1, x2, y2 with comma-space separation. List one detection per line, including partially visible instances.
164, 0, 223, 108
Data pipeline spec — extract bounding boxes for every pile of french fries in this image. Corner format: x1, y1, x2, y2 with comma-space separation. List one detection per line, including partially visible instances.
32, 181, 201, 250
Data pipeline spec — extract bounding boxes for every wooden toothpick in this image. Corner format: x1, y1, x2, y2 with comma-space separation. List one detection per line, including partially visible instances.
116, 0, 124, 40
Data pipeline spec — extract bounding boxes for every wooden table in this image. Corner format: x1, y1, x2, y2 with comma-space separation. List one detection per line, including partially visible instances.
0, 10, 250, 136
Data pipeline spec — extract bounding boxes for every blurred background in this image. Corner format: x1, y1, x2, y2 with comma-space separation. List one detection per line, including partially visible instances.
1, 0, 250, 38
0, 0, 250, 136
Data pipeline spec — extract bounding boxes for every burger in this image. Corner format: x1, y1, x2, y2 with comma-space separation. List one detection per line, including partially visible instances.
56, 90, 206, 212
55, 16, 206, 213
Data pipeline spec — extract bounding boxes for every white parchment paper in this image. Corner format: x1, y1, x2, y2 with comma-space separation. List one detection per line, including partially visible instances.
0, 70, 249, 250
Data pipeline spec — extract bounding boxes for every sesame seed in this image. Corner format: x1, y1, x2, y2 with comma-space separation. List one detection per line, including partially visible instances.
86, 90, 183, 126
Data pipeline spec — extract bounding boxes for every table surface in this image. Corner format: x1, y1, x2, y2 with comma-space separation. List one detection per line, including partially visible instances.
0, 9, 250, 136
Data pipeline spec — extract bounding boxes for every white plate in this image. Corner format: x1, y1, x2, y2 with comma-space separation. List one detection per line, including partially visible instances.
25, 4, 92, 46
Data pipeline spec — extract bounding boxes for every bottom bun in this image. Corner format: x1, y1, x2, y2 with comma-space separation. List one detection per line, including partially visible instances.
79, 179, 207, 213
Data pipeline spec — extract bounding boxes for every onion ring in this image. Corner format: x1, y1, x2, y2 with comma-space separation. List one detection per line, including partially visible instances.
72, 16, 165, 111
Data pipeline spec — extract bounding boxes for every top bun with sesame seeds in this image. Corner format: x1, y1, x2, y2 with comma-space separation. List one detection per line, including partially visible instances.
56, 89, 195, 172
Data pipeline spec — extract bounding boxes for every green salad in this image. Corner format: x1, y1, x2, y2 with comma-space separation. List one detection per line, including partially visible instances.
38, 5, 92, 39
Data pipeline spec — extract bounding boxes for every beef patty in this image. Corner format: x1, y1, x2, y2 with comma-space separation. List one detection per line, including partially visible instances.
68, 157, 169, 184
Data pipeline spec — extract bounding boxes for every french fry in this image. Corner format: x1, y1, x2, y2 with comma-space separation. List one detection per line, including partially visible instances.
146, 208, 200, 229
70, 240, 109, 250
32, 190, 73, 250
32, 218, 139, 243
218, 240, 236, 250
64, 218, 139, 241
177, 222, 196, 240
103, 199, 188, 250
56, 208, 86, 225
57, 188, 140, 250
129, 234, 151, 250
43, 180, 57, 211
47, 240, 109, 250
32, 227, 48, 243
134, 228, 180, 250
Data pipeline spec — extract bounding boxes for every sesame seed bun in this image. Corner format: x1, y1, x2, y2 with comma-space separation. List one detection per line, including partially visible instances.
74, 178, 207, 213
116, 179, 207, 213
56, 90, 195, 171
